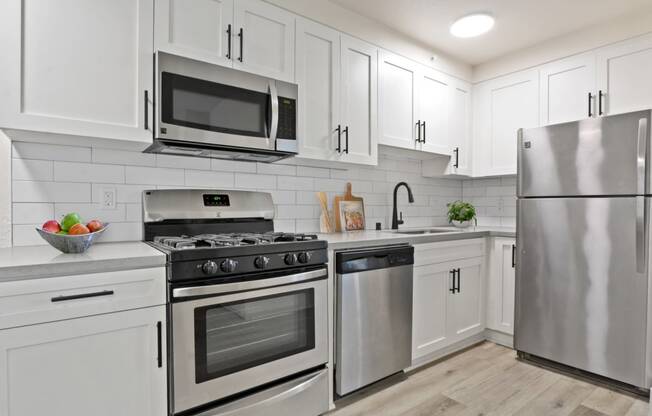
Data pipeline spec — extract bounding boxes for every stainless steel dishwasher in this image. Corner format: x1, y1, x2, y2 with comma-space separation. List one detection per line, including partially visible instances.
335, 244, 414, 396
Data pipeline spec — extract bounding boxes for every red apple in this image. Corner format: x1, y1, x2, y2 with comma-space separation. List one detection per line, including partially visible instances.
68, 223, 90, 235
42, 220, 61, 234
86, 220, 103, 233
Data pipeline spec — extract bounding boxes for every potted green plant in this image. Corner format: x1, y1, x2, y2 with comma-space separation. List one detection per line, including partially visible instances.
447, 200, 477, 228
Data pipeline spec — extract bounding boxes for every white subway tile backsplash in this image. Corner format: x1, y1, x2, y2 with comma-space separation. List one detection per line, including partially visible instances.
235, 173, 276, 189
277, 176, 314, 191
12, 224, 44, 246
157, 154, 212, 170
257, 162, 296, 176
297, 166, 330, 178
92, 148, 156, 166
91, 183, 150, 204
126, 166, 184, 186
54, 203, 127, 223
54, 162, 125, 184
462, 178, 516, 227
185, 170, 235, 188
211, 159, 257, 173
12, 203, 54, 224
13, 181, 91, 203
12, 142, 91, 162
12, 159, 53, 181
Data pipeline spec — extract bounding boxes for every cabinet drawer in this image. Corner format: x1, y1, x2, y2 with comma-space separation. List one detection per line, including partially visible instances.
0, 268, 166, 329
414, 239, 485, 266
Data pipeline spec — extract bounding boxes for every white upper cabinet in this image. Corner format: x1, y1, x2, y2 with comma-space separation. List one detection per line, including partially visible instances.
233, 0, 295, 82
339, 35, 378, 165
418, 69, 451, 155
473, 69, 539, 177
539, 52, 596, 125
0, 0, 154, 145
295, 19, 341, 162
448, 79, 473, 175
155, 0, 234, 67
596, 34, 652, 116
378, 51, 419, 151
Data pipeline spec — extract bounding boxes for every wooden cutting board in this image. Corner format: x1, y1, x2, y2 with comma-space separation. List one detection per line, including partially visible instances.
333, 182, 365, 232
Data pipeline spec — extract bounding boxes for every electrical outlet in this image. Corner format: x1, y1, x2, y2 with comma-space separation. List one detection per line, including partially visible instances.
102, 187, 117, 210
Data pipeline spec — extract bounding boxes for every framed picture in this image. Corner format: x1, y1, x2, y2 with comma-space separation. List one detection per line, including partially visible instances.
339, 200, 366, 231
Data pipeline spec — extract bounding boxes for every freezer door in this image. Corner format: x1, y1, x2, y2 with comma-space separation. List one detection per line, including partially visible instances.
515, 197, 649, 388
518, 110, 651, 197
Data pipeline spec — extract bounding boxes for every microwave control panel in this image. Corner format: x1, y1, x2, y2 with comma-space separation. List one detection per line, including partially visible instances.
277, 97, 296, 140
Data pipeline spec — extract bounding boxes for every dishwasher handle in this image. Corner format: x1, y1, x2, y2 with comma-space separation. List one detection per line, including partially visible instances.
336, 245, 414, 274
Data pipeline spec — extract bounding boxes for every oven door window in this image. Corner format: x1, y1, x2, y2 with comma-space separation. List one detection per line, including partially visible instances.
194, 289, 315, 383
161, 72, 271, 138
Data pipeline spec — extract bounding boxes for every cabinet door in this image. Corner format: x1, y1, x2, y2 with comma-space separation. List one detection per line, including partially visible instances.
378, 51, 419, 151
0, 306, 166, 416
295, 19, 341, 162
487, 238, 516, 335
418, 68, 450, 155
473, 69, 539, 176
447, 79, 472, 175
448, 257, 485, 342
233, 0, 295, 82
0, 0, 154, 145
539, 53, 596, 125
597, 34, 652, 116
340, 35, 378, 165
412, 262, 455, 360
155, 0, 234, 67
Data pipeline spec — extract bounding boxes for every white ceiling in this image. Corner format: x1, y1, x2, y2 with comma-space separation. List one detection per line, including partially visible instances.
330, 0, 652, 65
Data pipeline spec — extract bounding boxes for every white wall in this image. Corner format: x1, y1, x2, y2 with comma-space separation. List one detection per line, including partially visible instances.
0, 132, 10, 247
266, 0, 472, 81
473, 10, 652, 82
9, 141, 463, 246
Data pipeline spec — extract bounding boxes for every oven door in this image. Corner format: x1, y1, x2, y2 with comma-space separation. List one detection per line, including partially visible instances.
156, 52, 297, 154
171, 269, 328, 414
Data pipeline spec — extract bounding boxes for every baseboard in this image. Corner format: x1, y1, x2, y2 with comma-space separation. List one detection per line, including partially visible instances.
484, 329, 514, 348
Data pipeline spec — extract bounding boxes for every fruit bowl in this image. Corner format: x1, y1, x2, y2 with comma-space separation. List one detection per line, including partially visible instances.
36, 224, 109, 254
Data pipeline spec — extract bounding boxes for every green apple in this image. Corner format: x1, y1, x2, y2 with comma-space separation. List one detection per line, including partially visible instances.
61, 213, 81, 231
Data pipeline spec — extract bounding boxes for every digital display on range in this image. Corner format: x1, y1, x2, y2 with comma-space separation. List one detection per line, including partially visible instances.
203, 194, 230, 207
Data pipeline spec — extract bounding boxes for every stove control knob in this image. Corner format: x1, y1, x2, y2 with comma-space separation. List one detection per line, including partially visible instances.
284, 253, 297, 265
202, 260, 219, 275
298, 252, 312, 264
254, 256, 270, 269
220, 259, 238, 273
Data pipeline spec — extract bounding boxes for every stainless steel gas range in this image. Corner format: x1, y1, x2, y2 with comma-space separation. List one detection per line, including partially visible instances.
143, 189, 329, 416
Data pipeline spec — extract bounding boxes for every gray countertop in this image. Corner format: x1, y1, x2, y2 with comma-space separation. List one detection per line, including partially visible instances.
317, 226, 516, 251
0, 242, 166, 282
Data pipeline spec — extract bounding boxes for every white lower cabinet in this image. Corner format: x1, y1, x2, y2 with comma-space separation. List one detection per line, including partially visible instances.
0, 305, 167, 416
486, 237, 516, 336
412, 240, 485, 362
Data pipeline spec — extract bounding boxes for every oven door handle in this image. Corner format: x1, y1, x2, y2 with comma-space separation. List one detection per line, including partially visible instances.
195, 369, 327, 416
172, 268, 327, 299
268, 80, 279, 141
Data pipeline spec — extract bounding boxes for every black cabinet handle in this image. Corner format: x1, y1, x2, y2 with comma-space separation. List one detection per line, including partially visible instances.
416, 120, 421, 143
156, 321, 163, 368
336, 125, 342, 153
456, 268, 461, 293
51, 290, 114, 303
588, 92, 593, 117
238, 28, 244, 62
144, 90, 149, 130
344, 126, 349, 154
422, 121, 426, 143
598, 90, 604, 115
453, 147, 460, 169
449, 270, 456, 293
512, 244, 516, 268
226, 24, 232, 59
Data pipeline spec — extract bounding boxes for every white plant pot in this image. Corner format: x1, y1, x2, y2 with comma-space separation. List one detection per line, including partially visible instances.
451, 220, 473, 229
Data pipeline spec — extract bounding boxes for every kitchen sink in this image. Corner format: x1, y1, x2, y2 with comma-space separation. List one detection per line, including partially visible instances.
393, 229, 460, 235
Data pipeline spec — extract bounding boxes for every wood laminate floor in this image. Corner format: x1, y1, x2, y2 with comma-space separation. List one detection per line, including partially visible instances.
330, 342, 649, 416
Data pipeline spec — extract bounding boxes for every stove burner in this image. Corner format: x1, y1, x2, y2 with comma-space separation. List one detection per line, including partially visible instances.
152, 232, 319, 249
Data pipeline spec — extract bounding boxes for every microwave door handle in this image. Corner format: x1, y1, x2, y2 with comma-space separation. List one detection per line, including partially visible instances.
269, 81, 279, 140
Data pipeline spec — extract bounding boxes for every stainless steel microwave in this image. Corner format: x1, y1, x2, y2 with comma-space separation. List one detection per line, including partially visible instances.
145, 52, 298, 162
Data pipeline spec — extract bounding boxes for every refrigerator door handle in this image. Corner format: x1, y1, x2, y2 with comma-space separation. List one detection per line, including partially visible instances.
637, 118, 647, 196
636, 196, 646, 273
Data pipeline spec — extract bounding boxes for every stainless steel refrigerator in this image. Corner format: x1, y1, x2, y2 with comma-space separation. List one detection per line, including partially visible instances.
515, 109, 652, 391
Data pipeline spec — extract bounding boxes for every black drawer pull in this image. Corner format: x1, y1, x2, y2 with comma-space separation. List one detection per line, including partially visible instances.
449, 270, 456, 293
157, 321, 163, 368
51, 290, 115, 303
512, 244, 516, 268
456, 268, 461, 293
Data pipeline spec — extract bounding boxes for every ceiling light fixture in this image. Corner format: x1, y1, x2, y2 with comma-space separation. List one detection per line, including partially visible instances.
450, 13, 495, 38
